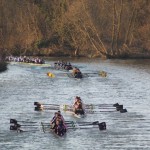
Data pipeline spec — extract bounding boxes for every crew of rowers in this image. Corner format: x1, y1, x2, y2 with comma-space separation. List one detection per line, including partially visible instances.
50, 111, 67, 136
5, 56, 45, 64
50, 97, 85, 136
54, 60, 73, 70
73, 96, 85, 115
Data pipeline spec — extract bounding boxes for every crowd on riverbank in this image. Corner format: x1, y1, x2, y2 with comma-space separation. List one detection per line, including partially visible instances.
5, 56, 45, 64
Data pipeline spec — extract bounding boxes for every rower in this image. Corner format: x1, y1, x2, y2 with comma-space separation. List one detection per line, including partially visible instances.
73, 101, 85, 115
50, 112, 59, 129
50, 112, 66, 130
57, 111, 65, 122
50, 112, 67, 136
55, 118, 66, 136
72, 67, 78, 75
72, 67, 82, 78
73, 96, 82, 107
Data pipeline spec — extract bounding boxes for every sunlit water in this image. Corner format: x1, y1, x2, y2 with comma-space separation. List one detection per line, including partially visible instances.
0, 58, 150, 150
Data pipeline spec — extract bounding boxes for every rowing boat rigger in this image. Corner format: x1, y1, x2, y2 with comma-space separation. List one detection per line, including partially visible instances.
10, 119, 106, 137
34, 102, 127, 114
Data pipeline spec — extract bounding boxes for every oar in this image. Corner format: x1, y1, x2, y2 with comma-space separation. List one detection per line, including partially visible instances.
10, 125, 20, 130
10, 119, 37, 124
12, 124, 39, 127
41, 122, 45, 133
34, 105, 121, 112
35, 106, 117, 111
86, 103, 120, 107
34, 102, 59, 106
68, 122, 106, 131
18, 129, 39, 133
99, 71, 107, 77
10, 119, 75, 126
10, 121, 106, 132
34, 104, 124, 112
86, 108, 127, 113
34, 107, 59, 111
10, 126, 39, 132
86, 105, 123, 113
35, 102, 121, 111
47, 72, 55, 78
99, 122, 106, 130
72, 121, 99, 126
120, 108, 127, 113
34, 102, 120, 108
42, 121, 99, 126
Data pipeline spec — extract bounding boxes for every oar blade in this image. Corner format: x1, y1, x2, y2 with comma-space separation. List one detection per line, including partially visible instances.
47, 72, 55, 78
41, 122, 45, 133
34, 102, 41, 106
10, 125, 18, 130
120, 108, 127, 113
116, 105, 123, 111
92, 121, 99, 125
99, 122, 106, 130
10, 119, 17, 124
113, 103, 119, 107
34, 107, 43, 111
99, 71, 107, 77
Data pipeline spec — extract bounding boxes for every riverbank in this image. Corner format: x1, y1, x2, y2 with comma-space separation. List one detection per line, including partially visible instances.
7, 47, 150, 59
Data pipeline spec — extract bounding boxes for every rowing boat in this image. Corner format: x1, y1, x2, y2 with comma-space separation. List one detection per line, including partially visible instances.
10, 119, 106, 136
9, 62, 51, 67
64, 110, 85, 118
41, 122, 66, 137
67, 73, 83, 79
34, 102, 127, 113
67, 72, 90, 79
59, 104, 86, 118
54, 62, 73, 71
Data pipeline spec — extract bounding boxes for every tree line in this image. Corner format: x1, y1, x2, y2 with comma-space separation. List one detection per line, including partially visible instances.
0, 0, 150, 58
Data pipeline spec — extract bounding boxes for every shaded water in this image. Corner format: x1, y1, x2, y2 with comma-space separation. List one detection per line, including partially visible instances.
0, 58, 150, 150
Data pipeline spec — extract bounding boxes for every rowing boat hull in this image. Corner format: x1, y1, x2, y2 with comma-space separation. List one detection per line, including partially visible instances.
67, 73, 83, 79
64, 110, 85, 118
60, 105, 86, 118
9, 62, 51, 67
41, 122, 66, 137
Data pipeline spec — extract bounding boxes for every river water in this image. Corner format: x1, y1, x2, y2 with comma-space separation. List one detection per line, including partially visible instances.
0, 58, 150, 150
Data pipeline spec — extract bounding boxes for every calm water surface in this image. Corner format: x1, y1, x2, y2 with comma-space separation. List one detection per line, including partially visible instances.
0, 58, 150, 150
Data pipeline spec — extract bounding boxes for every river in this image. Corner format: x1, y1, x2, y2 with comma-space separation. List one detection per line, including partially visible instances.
0, 58, 150, 150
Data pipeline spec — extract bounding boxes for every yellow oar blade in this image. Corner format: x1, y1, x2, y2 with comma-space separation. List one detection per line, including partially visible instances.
99, 71, 107, 77
47, 72, 55, 78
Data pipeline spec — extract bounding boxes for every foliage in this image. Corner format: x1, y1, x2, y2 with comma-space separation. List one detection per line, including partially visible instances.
0, 0, 150, 58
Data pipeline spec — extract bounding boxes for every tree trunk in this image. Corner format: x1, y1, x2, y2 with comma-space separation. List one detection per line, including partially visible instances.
116, 0, 123, 53
111, 0, 116, 54
124, 5, 136, 45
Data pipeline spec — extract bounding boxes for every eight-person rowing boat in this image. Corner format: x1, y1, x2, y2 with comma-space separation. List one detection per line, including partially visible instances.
34, 97, 127, 115
66, 96, 85, 118
50, 111, 67, 136
53, 61, 83, 79
10, 118, 106, 137
54, 61, 73, 71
